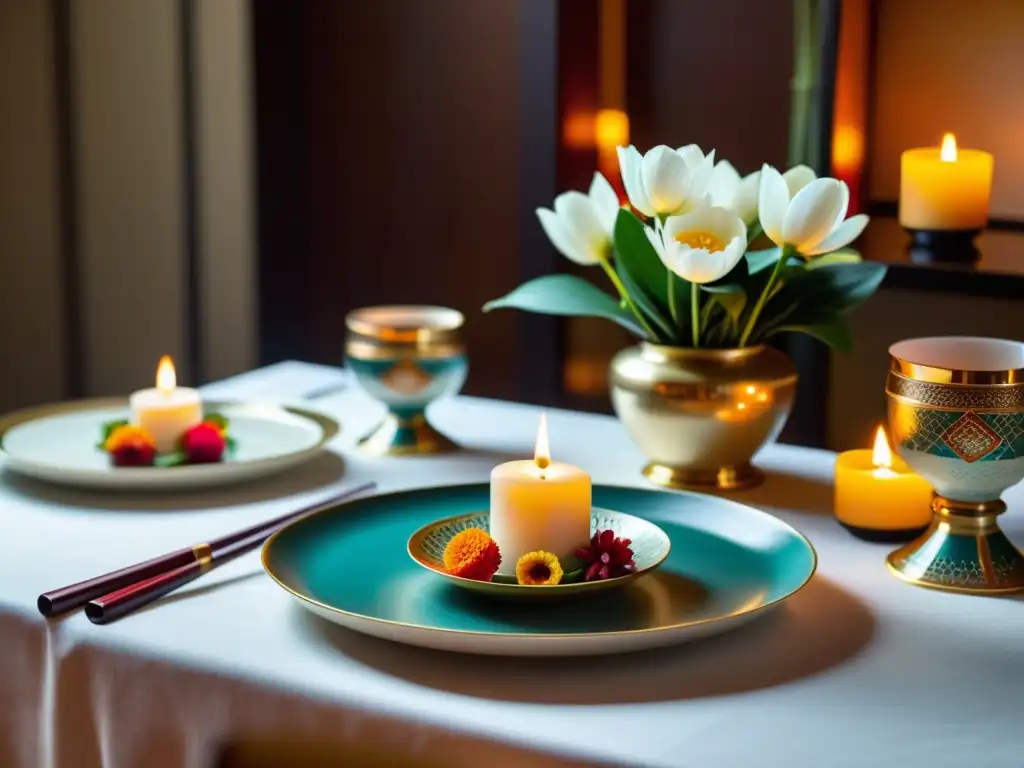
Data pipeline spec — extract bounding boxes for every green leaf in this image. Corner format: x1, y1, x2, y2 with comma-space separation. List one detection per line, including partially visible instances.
745, 247, 782, 274
225, 436, 238, 454
100, 419, 129, 442
204, 412, 229, 430
616, 260, 676, 343
561, 568, 585, 584
785, 261, 887, 312
742, 260, 886, 345
484, 274, 647, 338
668, 273, 693, 335
710, 286, 747, 325
613, 208, 670, 308
701, 254, 749, 293
768, 320, 853, 352
805, 248, 862, 270
154, 452, 189, 468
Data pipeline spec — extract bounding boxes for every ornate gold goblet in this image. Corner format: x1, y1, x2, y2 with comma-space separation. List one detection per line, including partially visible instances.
886, 336, 1024, 594
345, 306, 467, 455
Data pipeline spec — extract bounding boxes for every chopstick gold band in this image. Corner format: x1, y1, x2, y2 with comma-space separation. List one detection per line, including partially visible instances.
192, 543, 214, 571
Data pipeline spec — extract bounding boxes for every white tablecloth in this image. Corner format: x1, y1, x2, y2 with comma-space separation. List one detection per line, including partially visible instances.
3, 362, 1023, 768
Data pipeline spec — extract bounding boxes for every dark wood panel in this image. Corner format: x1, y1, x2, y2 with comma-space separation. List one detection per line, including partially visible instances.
254, 0, 527, 399
252, 0, 315, 365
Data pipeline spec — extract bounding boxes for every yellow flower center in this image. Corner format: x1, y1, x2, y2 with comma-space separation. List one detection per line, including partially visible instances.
674, 230, 726, 252
529, 563, 551, 582
515, 550, 564, 585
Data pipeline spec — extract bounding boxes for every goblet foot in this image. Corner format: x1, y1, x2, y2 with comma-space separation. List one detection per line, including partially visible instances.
886, 496, 1024, 594
642, 462, 764, 491
357, 412, 458, 456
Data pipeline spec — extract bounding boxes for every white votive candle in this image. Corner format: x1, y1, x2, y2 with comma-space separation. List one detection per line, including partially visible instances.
489, 414, 591, 575
129, 356, 202, 453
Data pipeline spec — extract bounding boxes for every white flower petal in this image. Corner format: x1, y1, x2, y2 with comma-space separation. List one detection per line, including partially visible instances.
641, 145, 690, 215
661, 204, 745, 244
617, 145, 655, 217
537, 207, 591, 265
803, 214, 869, 256
736, 170, 761, 225
781, 178, 845, 251
688, 149, 718, 203
676, 144, 706, 170
758, 164, 789, 246
832, 180, 851, 230
783, 165, 816, 197
707, 160, 741, 209
721, 234, 747, 274
588, 172, 620, 236
644, 225, 665, 259
554, 191, 608, 260
659, 206, 746, 283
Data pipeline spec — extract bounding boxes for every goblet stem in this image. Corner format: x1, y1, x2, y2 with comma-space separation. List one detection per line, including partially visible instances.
357, 410, 459, 456
886, 495, 1024, 594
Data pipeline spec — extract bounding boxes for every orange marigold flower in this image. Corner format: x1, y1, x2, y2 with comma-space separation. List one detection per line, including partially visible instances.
103, 425, 157, 467
443, 528, 501, 581
515, 550, 563, 586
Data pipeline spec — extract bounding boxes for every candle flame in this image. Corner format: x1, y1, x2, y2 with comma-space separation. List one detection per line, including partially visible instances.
872, 425, 893, 469
156, 355, 176, 394
534, 413, 551, 470
940, 133, 958, 162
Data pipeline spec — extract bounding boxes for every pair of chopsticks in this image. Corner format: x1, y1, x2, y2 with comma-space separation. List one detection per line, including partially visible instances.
37, 481, 377, 624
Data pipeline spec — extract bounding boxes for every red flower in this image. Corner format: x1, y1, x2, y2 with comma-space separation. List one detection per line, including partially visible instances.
181, 422, 226, 464
575, 529, 636, 581
104, 425, 157, 467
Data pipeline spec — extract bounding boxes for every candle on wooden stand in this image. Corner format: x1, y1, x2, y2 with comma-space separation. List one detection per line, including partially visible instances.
899, 133, 993, 262
489, 414, 591, 576
834, 426, 933, 543
129, 356, 203, 453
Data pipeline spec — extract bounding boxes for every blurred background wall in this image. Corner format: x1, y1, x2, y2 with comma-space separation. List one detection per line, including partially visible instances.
0, 0, 254, 409
1, 0, 1021, 454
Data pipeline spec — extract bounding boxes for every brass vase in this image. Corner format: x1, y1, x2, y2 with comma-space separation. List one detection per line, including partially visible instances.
610, 343, 797, 491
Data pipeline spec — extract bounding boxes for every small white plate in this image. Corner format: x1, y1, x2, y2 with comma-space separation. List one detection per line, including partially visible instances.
0, 398, 339, 491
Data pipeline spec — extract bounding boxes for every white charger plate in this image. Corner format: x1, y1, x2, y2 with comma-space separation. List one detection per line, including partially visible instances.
0, 398, 339, 491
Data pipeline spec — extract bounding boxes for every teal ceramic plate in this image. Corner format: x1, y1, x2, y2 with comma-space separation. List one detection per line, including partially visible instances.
407, 509, 670, 599
262, 484, 817, 656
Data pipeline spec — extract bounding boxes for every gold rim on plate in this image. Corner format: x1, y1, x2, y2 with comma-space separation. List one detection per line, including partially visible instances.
261, 483, 819, 641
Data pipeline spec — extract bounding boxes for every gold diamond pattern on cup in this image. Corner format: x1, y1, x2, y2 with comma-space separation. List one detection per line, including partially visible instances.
940, 411, 1002, 463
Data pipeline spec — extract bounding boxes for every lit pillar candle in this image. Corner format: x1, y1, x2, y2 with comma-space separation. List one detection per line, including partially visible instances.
129, 356, 203, 453
899, 133, 993, 230
489, 414, 591, 575
834, 426, 933, 542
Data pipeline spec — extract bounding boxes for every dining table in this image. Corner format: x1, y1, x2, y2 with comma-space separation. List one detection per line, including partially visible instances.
1, 360, 1022, 768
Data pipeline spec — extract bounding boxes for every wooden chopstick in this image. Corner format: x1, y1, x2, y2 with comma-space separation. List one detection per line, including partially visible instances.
37, 481, 376, 619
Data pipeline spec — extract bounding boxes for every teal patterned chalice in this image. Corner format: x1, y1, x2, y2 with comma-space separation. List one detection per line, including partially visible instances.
345, 306, 468, 455
886, 336, 1024, 594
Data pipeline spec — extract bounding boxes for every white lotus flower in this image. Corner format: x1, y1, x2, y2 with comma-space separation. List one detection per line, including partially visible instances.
645, 203, 747, 284
706, 160, 741, 210
705, 163, 816, 227
721, 164, 816, 227
758, 164, 868, 257
536, 172, 620, 265
616, 144, 716, 218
